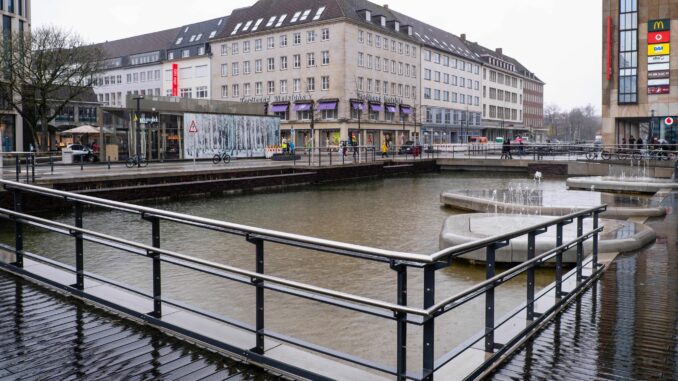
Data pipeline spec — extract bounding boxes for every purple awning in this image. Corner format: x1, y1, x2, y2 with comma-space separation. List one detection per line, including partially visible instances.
351, 101, 365, 110
386, 105, 397, 113
294, 103, 312, 111
317, 102, 337, 111
370, 104, 382, 112
271, 104, 289, 112
401, 107, 412, 115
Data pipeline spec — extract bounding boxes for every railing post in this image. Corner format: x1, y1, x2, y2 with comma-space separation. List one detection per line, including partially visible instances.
308, 148, 311, 166
12, 189, 23, 268
592, 211, 600, 270
526, 232, 536, 321
73, 202, 84, 290
329, 149, 332, 166
576, 216, 584, 283
249, 237, 265, 354
15, 155, 19, 182
31, 154, 35, 183
555, 223, 564, 300
50, 154, 54, 174
149, 217, 162, 318
25, 154, 29, 183
422, 264, 435, 381
318, 148, 322, 167
393, 262, 407, 381
485, 244, 496, 352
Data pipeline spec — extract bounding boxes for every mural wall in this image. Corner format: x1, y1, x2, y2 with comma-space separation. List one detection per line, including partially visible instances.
183, 113, 279, 158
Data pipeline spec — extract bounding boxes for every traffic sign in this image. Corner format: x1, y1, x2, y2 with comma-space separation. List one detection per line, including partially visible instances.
188, 120, 198, 133
665, 117, 674, 126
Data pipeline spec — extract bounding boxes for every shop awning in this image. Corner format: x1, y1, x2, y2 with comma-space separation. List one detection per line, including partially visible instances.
271, 104, 289, 112
386, 105, 397, 113
370, 103, 382, 112
317, 102, 337, 111
400, 106, 412, 115
294, 103, 312, 112
351, 101, 365, 110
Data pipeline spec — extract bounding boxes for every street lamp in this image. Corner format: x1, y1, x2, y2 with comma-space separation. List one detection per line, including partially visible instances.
651, 109, 656, 143
133, 95, 144, 167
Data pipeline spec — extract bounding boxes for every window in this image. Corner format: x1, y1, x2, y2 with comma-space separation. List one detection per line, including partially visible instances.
358, 52, 364, 67
375, 80, 381, 94
243, 41, 250, 53
221, 63, 229, 77
244, 61, 251, 74
383, 81, 388, 95
293, 54, 301, 69
322, 51, 330, 65
196, 86, 208, 98
232, 42, 239, 54
358, 30, 364, 43
321, 28, 330, 41
276, 14, 287, 27
398, 62, 403, 75
280, 80, 288, 93
293, 32, 301, 45
367, 79, 372, 92
169, 52, 174, 59
244, 83, 251, 96
383, 38, 388, 50
314, 6, 326, 20
267, 81, 275, 94
321, 76, 330, 90
321, 107, 337, 120
117, 75, 122, 84
367, 55, 373, 69
307, 77, 315, 91
180, 88, 192, 98
280, 56, 288, 70
434, 89, 440, 100
232, 84, 239, 97
307, 53, 315, 66
367, 33, 372, 46
375, 35, 381, 48
280, 35, 288, 47
268, 58, 275, 71
618, 0, 638, 104
293, 78, 301, 92
375, 57, 381, 70
434, 71, 440, 82
357, 77, 364, 91
424, 88, 431, 99
255, 59, 262, 73
300, 9, 311, 21
221, 85, 228, 98
424, 50, 431, 61
255, 39, 262, 51
307, 30, 316, 43
398, 42, 403, 54
198, 47, 205, 56
179, 67, 192, 79
126, 74, 132, 83
268, 37, 275, 49
232, 62, 240, 75
255, 82, 262, 96
195, 65, 208, 78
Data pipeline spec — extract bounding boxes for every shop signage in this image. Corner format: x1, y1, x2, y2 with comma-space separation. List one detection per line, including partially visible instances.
648, 70, 671, 79
139, 115, 159, 124
665, 117, 674, 126
240, 94, 309, 103
648, 62, 670, 71
171, 63, 178, 97
649, 19, 671, 32
649, 55, 670, 64
648, 43, 671, 56
648, 85, 670, 94
649, 31, 671, 44
648, 78, 670, 86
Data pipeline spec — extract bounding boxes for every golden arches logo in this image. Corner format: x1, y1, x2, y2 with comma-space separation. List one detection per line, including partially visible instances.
654, 20, 665, 30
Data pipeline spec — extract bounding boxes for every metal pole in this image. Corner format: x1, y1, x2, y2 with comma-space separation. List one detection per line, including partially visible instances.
12, 190, 23, 268
252, 238, 265, 354
395, 263, 407, 381
134, 96, 144, 168
73, 202, 84, 290
576, 216, 584, 283
15, 154, 19, 182
526, 232, 536, 321
556, 223, 564, 300
485, 244, 496, 352
25, 154, 29, 182
150, 217, 162, 317
422, 264, 435, 381
50, 155, 53, 174
31, 154, 35, 183
592, 211, 599, 270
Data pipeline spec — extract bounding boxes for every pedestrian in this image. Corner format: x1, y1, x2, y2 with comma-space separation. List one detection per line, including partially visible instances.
289, 140, 295, 155
501, 139, 512, 160
381, 141, 388, 158
629, 135, 636, 148
281, 137, 288, 154
636, 137, 643, 149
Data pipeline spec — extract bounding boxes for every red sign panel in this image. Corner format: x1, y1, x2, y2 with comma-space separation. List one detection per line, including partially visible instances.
665, 117, 674, 125
171, 63, 178, 97
649, 31, 671, 44
648, 85, 670, 95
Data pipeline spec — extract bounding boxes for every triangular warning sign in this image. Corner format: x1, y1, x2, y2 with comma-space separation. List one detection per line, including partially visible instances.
188, 120, 198, 133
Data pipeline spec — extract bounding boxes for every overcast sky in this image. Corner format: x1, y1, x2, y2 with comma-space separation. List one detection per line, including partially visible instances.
32, 0, 601, 111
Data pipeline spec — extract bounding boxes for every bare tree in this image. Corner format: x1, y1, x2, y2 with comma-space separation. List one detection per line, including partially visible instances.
0, 26, 103, 151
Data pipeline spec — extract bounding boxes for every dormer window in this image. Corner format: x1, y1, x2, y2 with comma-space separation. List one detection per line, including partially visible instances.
209, 30, 217, 39
175, 37, 183, 45
407, 26, 413, 36
365, 11, 371, 21
394, 21, 400, 32
380, 16, 386, 27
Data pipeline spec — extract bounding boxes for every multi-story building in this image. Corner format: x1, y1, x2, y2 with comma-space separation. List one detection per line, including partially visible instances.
161, 17, 228, 100
391, 12, 483, 144
520, 69, 546, 142
0, 0, 30, 152
602, 0, 677, 145
94, 28, 179, 108
465, 39, 530, 141
210, 0, 420, 148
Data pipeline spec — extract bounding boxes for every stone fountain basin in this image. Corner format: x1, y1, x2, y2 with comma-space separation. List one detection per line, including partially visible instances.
440, 190, 666, 219
439, 214, 656, 264
567, 176, 678, 194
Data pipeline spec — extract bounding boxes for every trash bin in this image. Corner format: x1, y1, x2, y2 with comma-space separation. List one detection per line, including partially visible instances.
62, 149, 74, 164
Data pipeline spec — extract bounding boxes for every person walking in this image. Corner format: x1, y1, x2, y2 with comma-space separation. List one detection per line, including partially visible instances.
381, 141, 388, 158
501, 139, 512, 160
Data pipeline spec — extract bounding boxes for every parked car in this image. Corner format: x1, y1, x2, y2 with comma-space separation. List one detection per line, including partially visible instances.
398, 141, 415, 154
67, 144, 96, 162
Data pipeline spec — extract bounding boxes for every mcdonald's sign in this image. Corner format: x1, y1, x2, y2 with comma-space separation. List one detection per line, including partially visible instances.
648, 19, 670, 32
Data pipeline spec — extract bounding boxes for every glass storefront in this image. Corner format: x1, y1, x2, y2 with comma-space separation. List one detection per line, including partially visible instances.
0, 114, 15, 152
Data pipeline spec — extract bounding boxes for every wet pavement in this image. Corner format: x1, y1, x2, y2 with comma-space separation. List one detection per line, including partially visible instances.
489, 191, 678, 380
0, 271, 277, 380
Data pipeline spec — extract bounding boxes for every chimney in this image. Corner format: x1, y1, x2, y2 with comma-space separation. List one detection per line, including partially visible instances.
460, 33, 466, 41
496, 48, 503, 55
383, 4, 389, 8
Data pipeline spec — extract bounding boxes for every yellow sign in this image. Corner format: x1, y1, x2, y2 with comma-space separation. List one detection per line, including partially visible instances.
648, 43, 671, 56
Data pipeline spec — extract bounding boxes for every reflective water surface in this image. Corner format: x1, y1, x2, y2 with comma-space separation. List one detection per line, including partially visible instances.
5, 173, 568, 373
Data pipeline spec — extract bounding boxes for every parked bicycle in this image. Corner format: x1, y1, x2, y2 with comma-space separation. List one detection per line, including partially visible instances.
125, 155, 148, 168
586, 148, 629, 161
631, 148, 676, 161
212, 151, 231, 165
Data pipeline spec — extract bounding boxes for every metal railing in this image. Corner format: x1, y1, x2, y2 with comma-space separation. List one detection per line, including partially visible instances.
0, 179, 606, 380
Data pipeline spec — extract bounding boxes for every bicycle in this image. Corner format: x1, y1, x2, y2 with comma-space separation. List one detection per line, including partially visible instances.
125, 155, 148, 168
212, 151, 231, 165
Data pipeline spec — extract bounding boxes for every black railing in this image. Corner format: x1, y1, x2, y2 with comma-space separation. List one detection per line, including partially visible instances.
0, 180, 606, 380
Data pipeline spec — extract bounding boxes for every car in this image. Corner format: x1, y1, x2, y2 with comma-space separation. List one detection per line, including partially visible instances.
67, 144, 96, 162
398, 141, 415, 154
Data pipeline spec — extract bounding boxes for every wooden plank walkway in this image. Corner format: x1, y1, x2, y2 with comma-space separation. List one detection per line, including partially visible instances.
489, 191, 678, 380
0, 271, 276, 380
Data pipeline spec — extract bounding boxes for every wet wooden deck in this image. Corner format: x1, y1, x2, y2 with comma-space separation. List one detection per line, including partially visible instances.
0, 271, 275, 380
490, 191, 678, 380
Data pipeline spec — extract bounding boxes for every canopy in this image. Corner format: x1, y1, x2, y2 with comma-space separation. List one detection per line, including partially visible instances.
59, 125, 101, 135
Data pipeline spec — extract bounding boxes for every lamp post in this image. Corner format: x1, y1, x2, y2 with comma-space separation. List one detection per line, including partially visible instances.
133, 95, 144, 167
651, 109, 656, 143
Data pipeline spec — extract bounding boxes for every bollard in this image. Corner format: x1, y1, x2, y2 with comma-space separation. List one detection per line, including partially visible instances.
80, 155, 84, 171
50, 155, 54, 174
108, 156, 111, 170
329, 149, 332, 166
